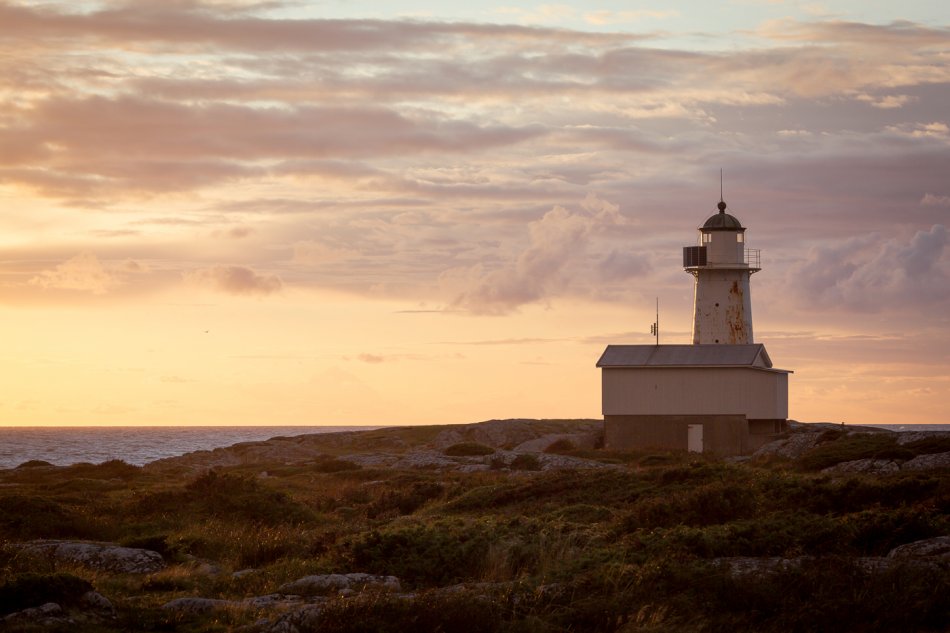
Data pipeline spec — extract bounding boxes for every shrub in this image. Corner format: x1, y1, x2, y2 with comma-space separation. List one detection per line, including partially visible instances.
510, 454, 541, 471
555, 504, 613, 524
444, 442, 496, 457
770, 474, 941, 515
134, 470, 315, 526
902, 435, 950, 455
638, 454, 676, 467
311, 457, 362, 473
844, 507, 948, 555
168, 521, 324, 567
446, 471, 650, 514
120, 534, 178, 559
702, 556, 950, 632
367, 482, 445, 518
14, 460, 53, 469
543, 439, 575, 454
0, 495, 91, 539
798, 433, 910, 471
632, 512, 848, 558
316, 589, 503, 633
56, 459, 143, 481
347, 522, 494, 586
624, 480, 757, 529
0, 573, 93, 616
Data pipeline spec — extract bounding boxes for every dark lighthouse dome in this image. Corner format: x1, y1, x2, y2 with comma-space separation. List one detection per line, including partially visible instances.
702, 199, 744, 231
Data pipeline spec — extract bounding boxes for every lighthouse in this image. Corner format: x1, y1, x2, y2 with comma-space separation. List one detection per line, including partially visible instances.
595, 186, 790, 456
683, 196, 760, 344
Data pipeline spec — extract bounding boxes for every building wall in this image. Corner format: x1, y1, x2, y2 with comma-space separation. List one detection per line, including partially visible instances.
604, 414, 748, 456
748, 418, 789, 452
601, 367, 788, 419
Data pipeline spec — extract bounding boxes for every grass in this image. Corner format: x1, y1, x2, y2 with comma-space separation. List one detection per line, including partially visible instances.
0, 426, 947, 632
444, 442, 496, 457
797, 433, 914, 471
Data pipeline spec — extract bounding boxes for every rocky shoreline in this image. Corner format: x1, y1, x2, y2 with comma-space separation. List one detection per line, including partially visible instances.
3, 419, 949, 632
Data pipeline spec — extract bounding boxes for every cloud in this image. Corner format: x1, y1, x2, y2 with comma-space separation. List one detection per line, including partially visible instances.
1, 4, 949, 322
357, 353, 385, 364
28, 252, 122, 294
597, 250, 651, 281
855, 93, 916, 109
187, 265, 282, 295
292, 241, 358, 265
885, 122, 950, 141
921, 194, 950, 207
438, 337, 563, 345
0, 96, 544, 199
0, 3, 629, 54
218, 226, 253, 239
443, 193, 626, 314
788, 225, 949, 311
584, 10, 678, 25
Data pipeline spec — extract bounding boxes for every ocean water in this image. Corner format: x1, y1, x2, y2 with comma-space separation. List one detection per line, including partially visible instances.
864, 424, 950, 432
0, 426, 380, 470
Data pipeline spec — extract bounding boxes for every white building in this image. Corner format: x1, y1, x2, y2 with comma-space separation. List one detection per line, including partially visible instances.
597, 195, 790, 456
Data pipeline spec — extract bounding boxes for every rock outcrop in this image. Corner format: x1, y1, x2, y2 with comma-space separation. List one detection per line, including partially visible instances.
821, 458, 901, 475
431, 419, 601, 450
278, 573, 400, 596
901, 451, 950, 471
12, 541, 165, 574
3, 602, 71, 628
715, 536, 950, 580
752, 431, 823, 460
887, 536, 950, 560
2, 591, 115, 628
144, 419, 604, 474
161, 573, 402, 629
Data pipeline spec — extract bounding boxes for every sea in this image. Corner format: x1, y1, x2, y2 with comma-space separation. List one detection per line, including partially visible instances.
0, 426, 380, 470
0, 423, 947, 471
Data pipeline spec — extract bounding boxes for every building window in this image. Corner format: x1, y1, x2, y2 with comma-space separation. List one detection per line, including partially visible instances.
737, 233, 744, 243
702, 233, 712, 244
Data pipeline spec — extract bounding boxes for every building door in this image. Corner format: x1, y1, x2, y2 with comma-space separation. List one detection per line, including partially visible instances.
687, 424, 703, 453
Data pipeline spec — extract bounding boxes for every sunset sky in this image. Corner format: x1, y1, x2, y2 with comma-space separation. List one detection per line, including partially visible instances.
1, 0, 948, 426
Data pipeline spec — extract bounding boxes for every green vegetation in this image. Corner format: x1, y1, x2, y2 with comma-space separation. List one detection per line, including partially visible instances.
796, 432, 914, 471
0, 428, 948, 632
444, 442, 496, 456
0, 573, 93, 617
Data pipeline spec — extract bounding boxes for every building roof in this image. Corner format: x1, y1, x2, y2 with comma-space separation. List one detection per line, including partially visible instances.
701, 200, 744, 231
596, 344, 778, 369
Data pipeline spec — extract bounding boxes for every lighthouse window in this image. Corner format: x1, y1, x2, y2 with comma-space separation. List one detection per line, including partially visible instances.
737, 233, 744, 243
702, 233, 712, 244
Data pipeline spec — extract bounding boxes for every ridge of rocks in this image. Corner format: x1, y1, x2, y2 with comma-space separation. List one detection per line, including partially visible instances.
143, 419, 605, 474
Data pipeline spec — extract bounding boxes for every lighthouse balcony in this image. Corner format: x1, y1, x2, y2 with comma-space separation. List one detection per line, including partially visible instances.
745, 248, 761, 271
683, 246, 761, 272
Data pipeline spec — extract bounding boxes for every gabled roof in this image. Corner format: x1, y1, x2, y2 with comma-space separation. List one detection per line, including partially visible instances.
596, 344, 774, 369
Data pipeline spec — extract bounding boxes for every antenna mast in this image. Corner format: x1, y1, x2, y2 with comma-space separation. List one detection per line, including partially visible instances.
650, 297, 659, 345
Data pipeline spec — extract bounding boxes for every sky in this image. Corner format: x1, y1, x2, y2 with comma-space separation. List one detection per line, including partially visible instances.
1, 0, 948, 426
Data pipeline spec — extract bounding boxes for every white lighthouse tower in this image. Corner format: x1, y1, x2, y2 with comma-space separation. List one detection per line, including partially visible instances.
683, 194, 760, 345
596, 186, 790, 456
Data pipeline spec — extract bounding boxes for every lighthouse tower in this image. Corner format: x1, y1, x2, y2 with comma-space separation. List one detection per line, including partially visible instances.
682, 196, 760, 345
596, 185, 789, 456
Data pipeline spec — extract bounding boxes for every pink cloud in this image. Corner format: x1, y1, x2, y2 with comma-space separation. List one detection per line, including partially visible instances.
28, 252, 122, 295
443, 194, 627, 314
187, 265, 282, 295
